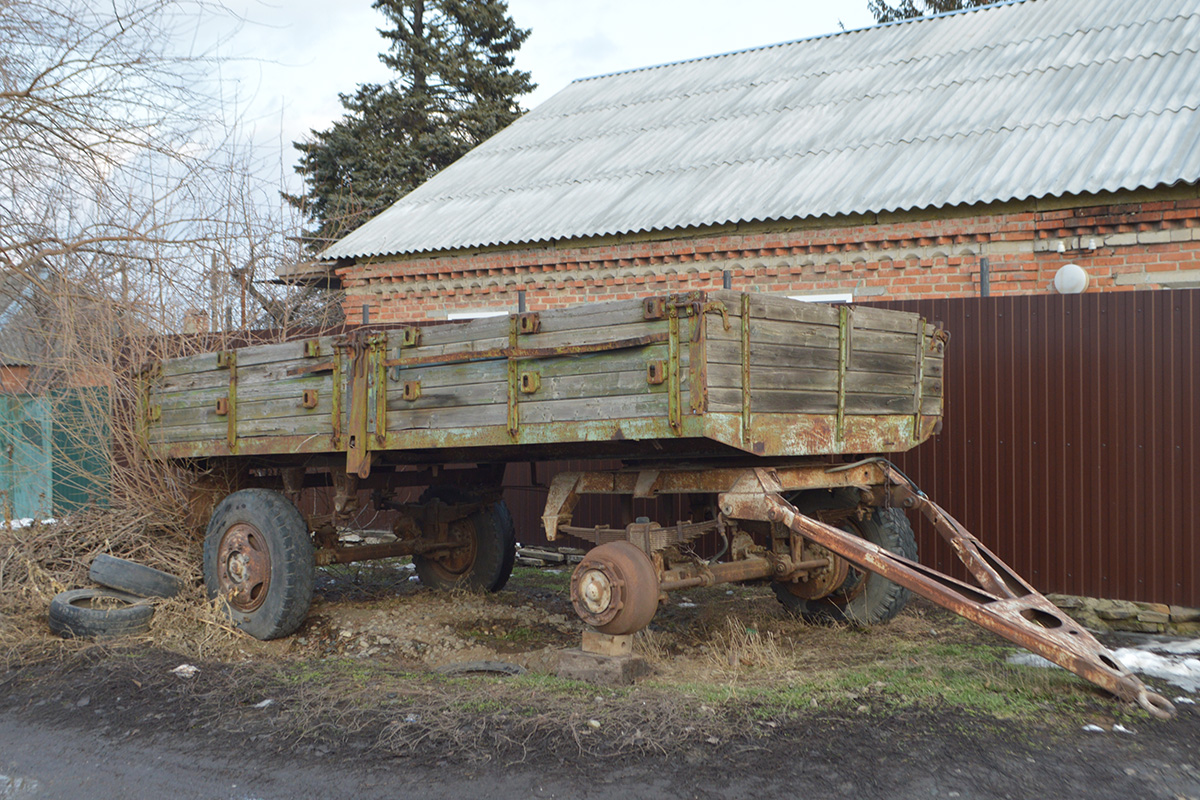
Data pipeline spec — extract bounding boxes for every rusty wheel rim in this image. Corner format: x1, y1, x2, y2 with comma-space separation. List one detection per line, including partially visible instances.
426, 519, 477, 581
785, 544, 849, 600
217, 522, 271, 612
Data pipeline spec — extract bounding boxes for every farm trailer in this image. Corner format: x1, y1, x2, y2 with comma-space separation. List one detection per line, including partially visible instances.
140, 291, 1173, 718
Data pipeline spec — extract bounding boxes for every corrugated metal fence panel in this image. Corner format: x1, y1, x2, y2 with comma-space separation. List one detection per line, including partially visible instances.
505, 290, 1199, 606
879, 290, 1199, 607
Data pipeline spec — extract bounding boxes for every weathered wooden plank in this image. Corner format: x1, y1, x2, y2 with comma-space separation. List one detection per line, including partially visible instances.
518, 318, 667, 351
921, 395, 943, 415
845, 371, 927, 395
520, 393, 669, 425
150, 412, 334, 443
743, 293, 842, 326
154, 374, 329, 411
845, 351, 919, 376
397, 336, 511, 360
853, 329, 924, 356
844, 393, 916, 414
157, 393, 332, 429
389, 359, 509, 391
155, 357, 323, 394
531, 299, 662, 333
388, 403, 508, 431
709, 340, 840, 370
849, 305, 921, 335
234, 338, 334, 368
404, 317, 510, 348
709, 387, 838, 414
708, 364, 839, 392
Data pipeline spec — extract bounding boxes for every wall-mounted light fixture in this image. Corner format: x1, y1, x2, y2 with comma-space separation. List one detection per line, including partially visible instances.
1053, 263, 1089, 294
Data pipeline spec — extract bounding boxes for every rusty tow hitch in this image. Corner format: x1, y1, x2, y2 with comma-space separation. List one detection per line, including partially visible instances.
720, 465, 1175, 720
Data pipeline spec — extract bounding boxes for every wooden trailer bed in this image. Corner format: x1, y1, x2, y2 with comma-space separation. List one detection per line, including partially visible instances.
141, 291, 944, 469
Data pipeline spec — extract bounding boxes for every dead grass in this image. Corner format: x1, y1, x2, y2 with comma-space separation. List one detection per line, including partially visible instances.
0, 508, 255, 668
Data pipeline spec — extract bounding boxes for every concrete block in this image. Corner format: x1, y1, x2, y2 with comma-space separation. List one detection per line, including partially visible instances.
1137, 230, 1173, 245
1105, 232, 1138, 247
557, 649, 650, 686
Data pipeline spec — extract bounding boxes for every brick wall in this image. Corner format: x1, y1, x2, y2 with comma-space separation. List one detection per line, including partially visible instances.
335, 189, 1200, 323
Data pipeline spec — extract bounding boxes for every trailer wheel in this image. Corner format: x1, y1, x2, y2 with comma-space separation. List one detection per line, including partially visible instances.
773, 491, 916, 626
413, 494, 516, 592
203, 488, 314, 640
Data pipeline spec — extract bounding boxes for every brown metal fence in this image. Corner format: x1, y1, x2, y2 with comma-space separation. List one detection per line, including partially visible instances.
502, 289, 1199, 607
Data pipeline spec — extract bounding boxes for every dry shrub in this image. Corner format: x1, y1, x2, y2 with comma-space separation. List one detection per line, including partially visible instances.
705, 616, 790, 676
0, 507, 251, 667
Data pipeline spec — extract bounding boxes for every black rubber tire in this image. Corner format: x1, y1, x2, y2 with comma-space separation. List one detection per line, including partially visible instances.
773, 489, 917, 626
203, 488, 314, 640
412, 488, 515, 592
89, 554, 184, 599
48, 588, 154, 639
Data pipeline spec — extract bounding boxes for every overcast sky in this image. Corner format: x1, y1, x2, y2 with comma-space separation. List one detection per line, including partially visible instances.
217, 1, 878, 190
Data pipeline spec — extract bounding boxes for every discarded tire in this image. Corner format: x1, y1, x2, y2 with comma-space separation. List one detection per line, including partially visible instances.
48, 588, 154, 639
89, 553, 184, 598
434, 660, 526, 677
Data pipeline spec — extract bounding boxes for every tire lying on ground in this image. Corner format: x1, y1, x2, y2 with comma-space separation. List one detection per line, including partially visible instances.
48, 588, 155, 639
89, 553, 184, 598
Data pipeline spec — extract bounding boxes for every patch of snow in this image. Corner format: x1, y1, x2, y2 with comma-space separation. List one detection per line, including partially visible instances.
1081, 724, 1105, 733
1111, 646, 1200, 694
545, 569, 563, 574
171, 664, 199, 678
677, 602, 698, 609
394, 562, 416, 571
2, 517, 56, 529
253, 698, 274, 708
1112, 724, 1135, 734
1009, 637, 1200, 694
1006, 653, 1061, 670
1174, 696, 1196, 705
408, 575, 420, 582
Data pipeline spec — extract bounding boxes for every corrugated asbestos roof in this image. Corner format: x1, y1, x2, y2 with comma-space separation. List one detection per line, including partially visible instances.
321, 0, 1200, 261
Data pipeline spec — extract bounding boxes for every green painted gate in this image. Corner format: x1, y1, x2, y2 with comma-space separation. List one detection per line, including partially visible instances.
0, 388, 110, 519
0, 394, 51, 518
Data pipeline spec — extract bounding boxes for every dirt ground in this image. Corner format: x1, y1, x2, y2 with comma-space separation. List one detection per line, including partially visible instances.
2, 562, 1199, 799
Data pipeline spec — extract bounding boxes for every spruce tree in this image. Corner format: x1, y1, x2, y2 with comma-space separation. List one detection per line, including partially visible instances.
289, 0, 534, 249
869, 0, 1000, 24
